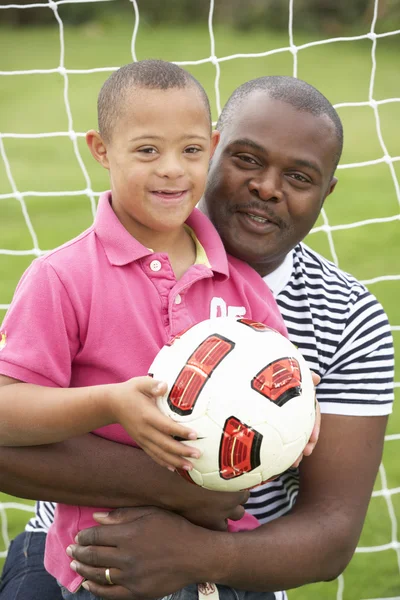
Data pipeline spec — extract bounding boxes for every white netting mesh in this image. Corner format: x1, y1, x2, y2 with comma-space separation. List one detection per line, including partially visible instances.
0, 1, 399, 598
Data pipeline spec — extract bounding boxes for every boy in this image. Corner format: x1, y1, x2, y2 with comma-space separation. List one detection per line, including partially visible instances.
0, 60, 287, 597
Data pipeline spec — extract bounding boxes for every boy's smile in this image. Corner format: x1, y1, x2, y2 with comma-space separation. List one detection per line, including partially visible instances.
150, 189, 189, 204
87, 85, 219, 253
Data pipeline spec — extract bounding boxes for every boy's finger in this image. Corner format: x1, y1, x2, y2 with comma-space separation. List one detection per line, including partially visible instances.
134, 376, 168, 397
140, 437, 195, 471
144, 408, 198, 441
165, 418, 198, 441
152, 380, 168, 396
146, 426, 201, 458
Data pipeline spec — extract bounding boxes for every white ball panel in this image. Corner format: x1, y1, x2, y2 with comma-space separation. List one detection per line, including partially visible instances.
262, 435, 307, 480
201, 469, 262, 492
182, 417, 222, 475
186, 468, 204, 487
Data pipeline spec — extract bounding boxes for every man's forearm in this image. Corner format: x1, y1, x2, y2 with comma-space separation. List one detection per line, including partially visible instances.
206, 505, 352, 591
0, 434, 247, 530
0, 434, 177, 508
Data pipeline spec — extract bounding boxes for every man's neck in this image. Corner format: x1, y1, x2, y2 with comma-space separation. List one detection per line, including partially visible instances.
261, 250, 294, 297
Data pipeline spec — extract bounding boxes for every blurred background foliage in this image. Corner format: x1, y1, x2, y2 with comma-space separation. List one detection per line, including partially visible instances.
2, 0, 400, 35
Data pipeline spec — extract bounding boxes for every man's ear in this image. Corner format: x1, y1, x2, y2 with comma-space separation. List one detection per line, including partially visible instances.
210, 130, 220, 159
326, 176, 338, 199
86, 130, 110, 170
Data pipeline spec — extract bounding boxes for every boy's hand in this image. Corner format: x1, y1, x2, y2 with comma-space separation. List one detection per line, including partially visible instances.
110, 377, 200, 471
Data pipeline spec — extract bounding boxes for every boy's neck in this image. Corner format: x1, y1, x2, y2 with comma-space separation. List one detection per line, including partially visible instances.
138, 226, 197, 281
159, 227, 197, 280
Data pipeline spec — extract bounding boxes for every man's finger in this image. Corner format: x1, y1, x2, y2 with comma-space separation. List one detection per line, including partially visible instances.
311, 371, 321, 386
70, 560, 132, 599
304, 401, 321, 454
71, 560, 121, 584
82, 580, 132, 600
75, 523, 123, 547
291, 454, 303, 469
85, 507, 161, 533
71, 560, 133, 600
67, 542, 119, 566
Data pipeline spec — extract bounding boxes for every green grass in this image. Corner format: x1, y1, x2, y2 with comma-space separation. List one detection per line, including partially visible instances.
0, 20, 399, 600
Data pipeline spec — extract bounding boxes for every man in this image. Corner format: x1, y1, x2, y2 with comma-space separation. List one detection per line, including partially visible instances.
0, 76, 393, 600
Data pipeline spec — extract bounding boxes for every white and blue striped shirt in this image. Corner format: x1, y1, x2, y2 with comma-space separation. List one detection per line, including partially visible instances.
245, 243, 394, 525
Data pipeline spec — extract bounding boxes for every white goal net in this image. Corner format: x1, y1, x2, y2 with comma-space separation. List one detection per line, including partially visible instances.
0, 1, 399, 599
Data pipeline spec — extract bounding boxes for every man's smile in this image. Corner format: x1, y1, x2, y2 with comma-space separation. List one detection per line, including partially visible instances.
232, 204, 284, 230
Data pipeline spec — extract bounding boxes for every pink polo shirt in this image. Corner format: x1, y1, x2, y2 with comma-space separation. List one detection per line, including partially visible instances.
0, 191, 287, 591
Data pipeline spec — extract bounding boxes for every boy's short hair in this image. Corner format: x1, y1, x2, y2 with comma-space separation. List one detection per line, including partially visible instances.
98, 59, 212, 141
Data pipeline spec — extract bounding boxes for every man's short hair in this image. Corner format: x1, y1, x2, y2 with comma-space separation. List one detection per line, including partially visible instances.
98, 59, 212, 141
217, 75, 343, 169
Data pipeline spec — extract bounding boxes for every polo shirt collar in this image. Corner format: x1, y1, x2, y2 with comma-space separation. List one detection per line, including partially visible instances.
94, 191, 153, 266
95, 191, 230, 278
186, 207, 229, 278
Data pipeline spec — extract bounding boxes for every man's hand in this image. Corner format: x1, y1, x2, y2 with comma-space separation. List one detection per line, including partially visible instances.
302, 398, 321, 456
290, 371, 321, 469
67, 507, 214, 600
172, 480, 249, 530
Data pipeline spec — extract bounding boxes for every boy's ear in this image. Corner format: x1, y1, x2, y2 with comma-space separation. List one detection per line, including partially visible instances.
210, 130, 220, 159
86, 130, 110, 169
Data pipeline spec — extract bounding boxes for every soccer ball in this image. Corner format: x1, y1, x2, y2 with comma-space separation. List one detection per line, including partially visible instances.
149, 317, 315, 492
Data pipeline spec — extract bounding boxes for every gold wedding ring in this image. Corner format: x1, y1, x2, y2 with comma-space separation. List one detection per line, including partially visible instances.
105, 568, 114, 585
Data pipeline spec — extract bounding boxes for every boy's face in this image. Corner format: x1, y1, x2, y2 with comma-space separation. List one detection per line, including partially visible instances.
87, 85, 218, 246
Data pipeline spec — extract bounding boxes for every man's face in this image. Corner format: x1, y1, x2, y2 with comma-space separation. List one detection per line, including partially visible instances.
203, 94, 338, 276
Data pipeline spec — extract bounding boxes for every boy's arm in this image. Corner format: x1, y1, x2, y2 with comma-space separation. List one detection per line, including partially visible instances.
0, 374, 113, 445
0, 374, 198, 470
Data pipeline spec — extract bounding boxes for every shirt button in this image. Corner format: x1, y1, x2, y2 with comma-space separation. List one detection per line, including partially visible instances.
174, 294, 182, 305
150, 260, 162, 272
